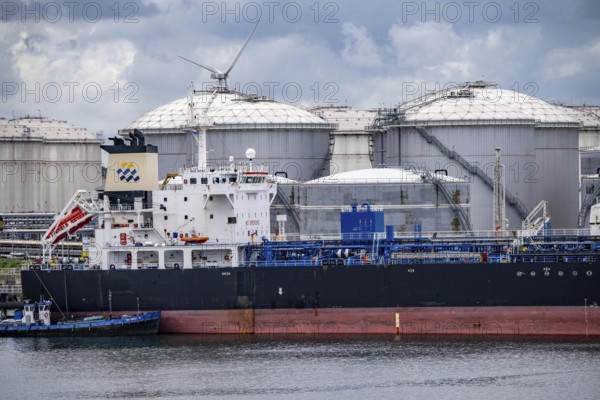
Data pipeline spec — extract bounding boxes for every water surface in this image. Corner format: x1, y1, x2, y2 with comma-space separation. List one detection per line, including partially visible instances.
1, 335, 598, 399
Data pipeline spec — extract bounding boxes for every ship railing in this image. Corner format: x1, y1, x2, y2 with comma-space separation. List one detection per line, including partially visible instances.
393, 230, 516, 240
244, 259, 319, 267
135, 263, 160, 269
107, 203, 157, 211
22, 264, 82, 271
392, 228, 594, 240
340, 205, 384, 212
132, 223, 154, 229
510, 254, 600, 263
293, 233, 388, 241
162, 184, 184, 191
391, 252, 483, 263
237, 164, 269, 174
245, 258, 380, 267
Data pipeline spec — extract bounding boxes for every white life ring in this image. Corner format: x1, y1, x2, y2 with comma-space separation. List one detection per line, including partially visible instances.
43, 311, 49, 319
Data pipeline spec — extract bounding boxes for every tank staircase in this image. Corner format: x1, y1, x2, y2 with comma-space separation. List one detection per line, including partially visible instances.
276, 186, 301, 232
413, 126, 530, 220
420, 171, 472, 232
312, 132, 336, 180
578, 184, 600, 228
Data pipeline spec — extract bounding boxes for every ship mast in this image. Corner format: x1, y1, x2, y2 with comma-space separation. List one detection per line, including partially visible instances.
187, 84, 216, 171
493, 147, 506, 234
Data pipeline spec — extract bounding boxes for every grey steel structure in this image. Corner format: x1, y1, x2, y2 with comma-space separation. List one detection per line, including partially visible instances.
271, 168, 470, 236
0, 116, 101, 214
371, 82, 581, 230
557, 105, 600, 227
121, 90, 336, 181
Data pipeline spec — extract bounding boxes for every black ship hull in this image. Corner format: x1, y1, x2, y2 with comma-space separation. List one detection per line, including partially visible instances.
21, 262, 600, 335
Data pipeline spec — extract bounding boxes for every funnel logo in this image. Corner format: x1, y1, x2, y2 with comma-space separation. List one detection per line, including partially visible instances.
117, 162, 140, 183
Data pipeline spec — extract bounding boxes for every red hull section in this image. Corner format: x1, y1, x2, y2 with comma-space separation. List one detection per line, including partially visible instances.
147, 307, 600, 336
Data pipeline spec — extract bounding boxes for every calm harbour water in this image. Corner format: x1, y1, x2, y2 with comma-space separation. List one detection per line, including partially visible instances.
0, 334, 599, 400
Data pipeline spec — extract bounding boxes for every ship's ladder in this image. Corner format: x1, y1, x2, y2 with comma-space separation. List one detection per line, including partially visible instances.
509, 200, 549, 254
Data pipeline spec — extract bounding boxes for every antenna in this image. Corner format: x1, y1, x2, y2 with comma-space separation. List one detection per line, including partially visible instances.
178, 20, 260, 90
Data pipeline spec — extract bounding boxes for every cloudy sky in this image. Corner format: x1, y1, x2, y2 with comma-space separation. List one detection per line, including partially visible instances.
1, 0, 599, 137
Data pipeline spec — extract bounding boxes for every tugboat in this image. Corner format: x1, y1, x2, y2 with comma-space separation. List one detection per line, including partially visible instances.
0, 301, 160, 337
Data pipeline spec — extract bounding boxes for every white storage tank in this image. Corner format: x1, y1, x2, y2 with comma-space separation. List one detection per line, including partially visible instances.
122, 90, 336, 181
372, 81, 580, 230
0, 116, 101, 213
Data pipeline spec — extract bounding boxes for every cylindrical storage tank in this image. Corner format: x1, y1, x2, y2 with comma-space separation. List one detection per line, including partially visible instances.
272, 168, 470, 235
122, 91, 336, 181
372, 83, 580, 230
0, 117, 102, 213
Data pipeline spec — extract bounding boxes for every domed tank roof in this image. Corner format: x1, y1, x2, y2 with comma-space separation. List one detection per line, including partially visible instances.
125, 91, 330, 131
125, 90, 243, 130
206, 100, 328, 126
305, 168, 462, 184
0, 116, 99, 141
402, 82, 579, 126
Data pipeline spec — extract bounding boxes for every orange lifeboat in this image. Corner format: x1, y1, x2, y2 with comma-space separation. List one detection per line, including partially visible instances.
180, 235, 209, 244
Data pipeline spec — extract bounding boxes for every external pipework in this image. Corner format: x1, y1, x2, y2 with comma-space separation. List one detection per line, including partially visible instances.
133, 129, 146, 146
128, 131, 138, 146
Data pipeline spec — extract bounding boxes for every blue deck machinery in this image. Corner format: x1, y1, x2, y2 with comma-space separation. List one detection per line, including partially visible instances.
244, 203, 600, 267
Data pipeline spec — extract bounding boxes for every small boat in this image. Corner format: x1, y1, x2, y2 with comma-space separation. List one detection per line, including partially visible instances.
0, 301, 160, 337
179, 235, 209, 244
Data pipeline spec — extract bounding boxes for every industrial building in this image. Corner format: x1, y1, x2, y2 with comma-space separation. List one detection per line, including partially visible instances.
371, 81, 581, 231
121, 90, 337, 181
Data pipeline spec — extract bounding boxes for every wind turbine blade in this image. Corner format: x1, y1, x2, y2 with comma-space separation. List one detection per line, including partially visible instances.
225, 20, 260, 75
178, 55, 220, 74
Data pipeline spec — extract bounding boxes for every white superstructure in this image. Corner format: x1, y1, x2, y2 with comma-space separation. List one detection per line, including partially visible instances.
88, 151, 276, 270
